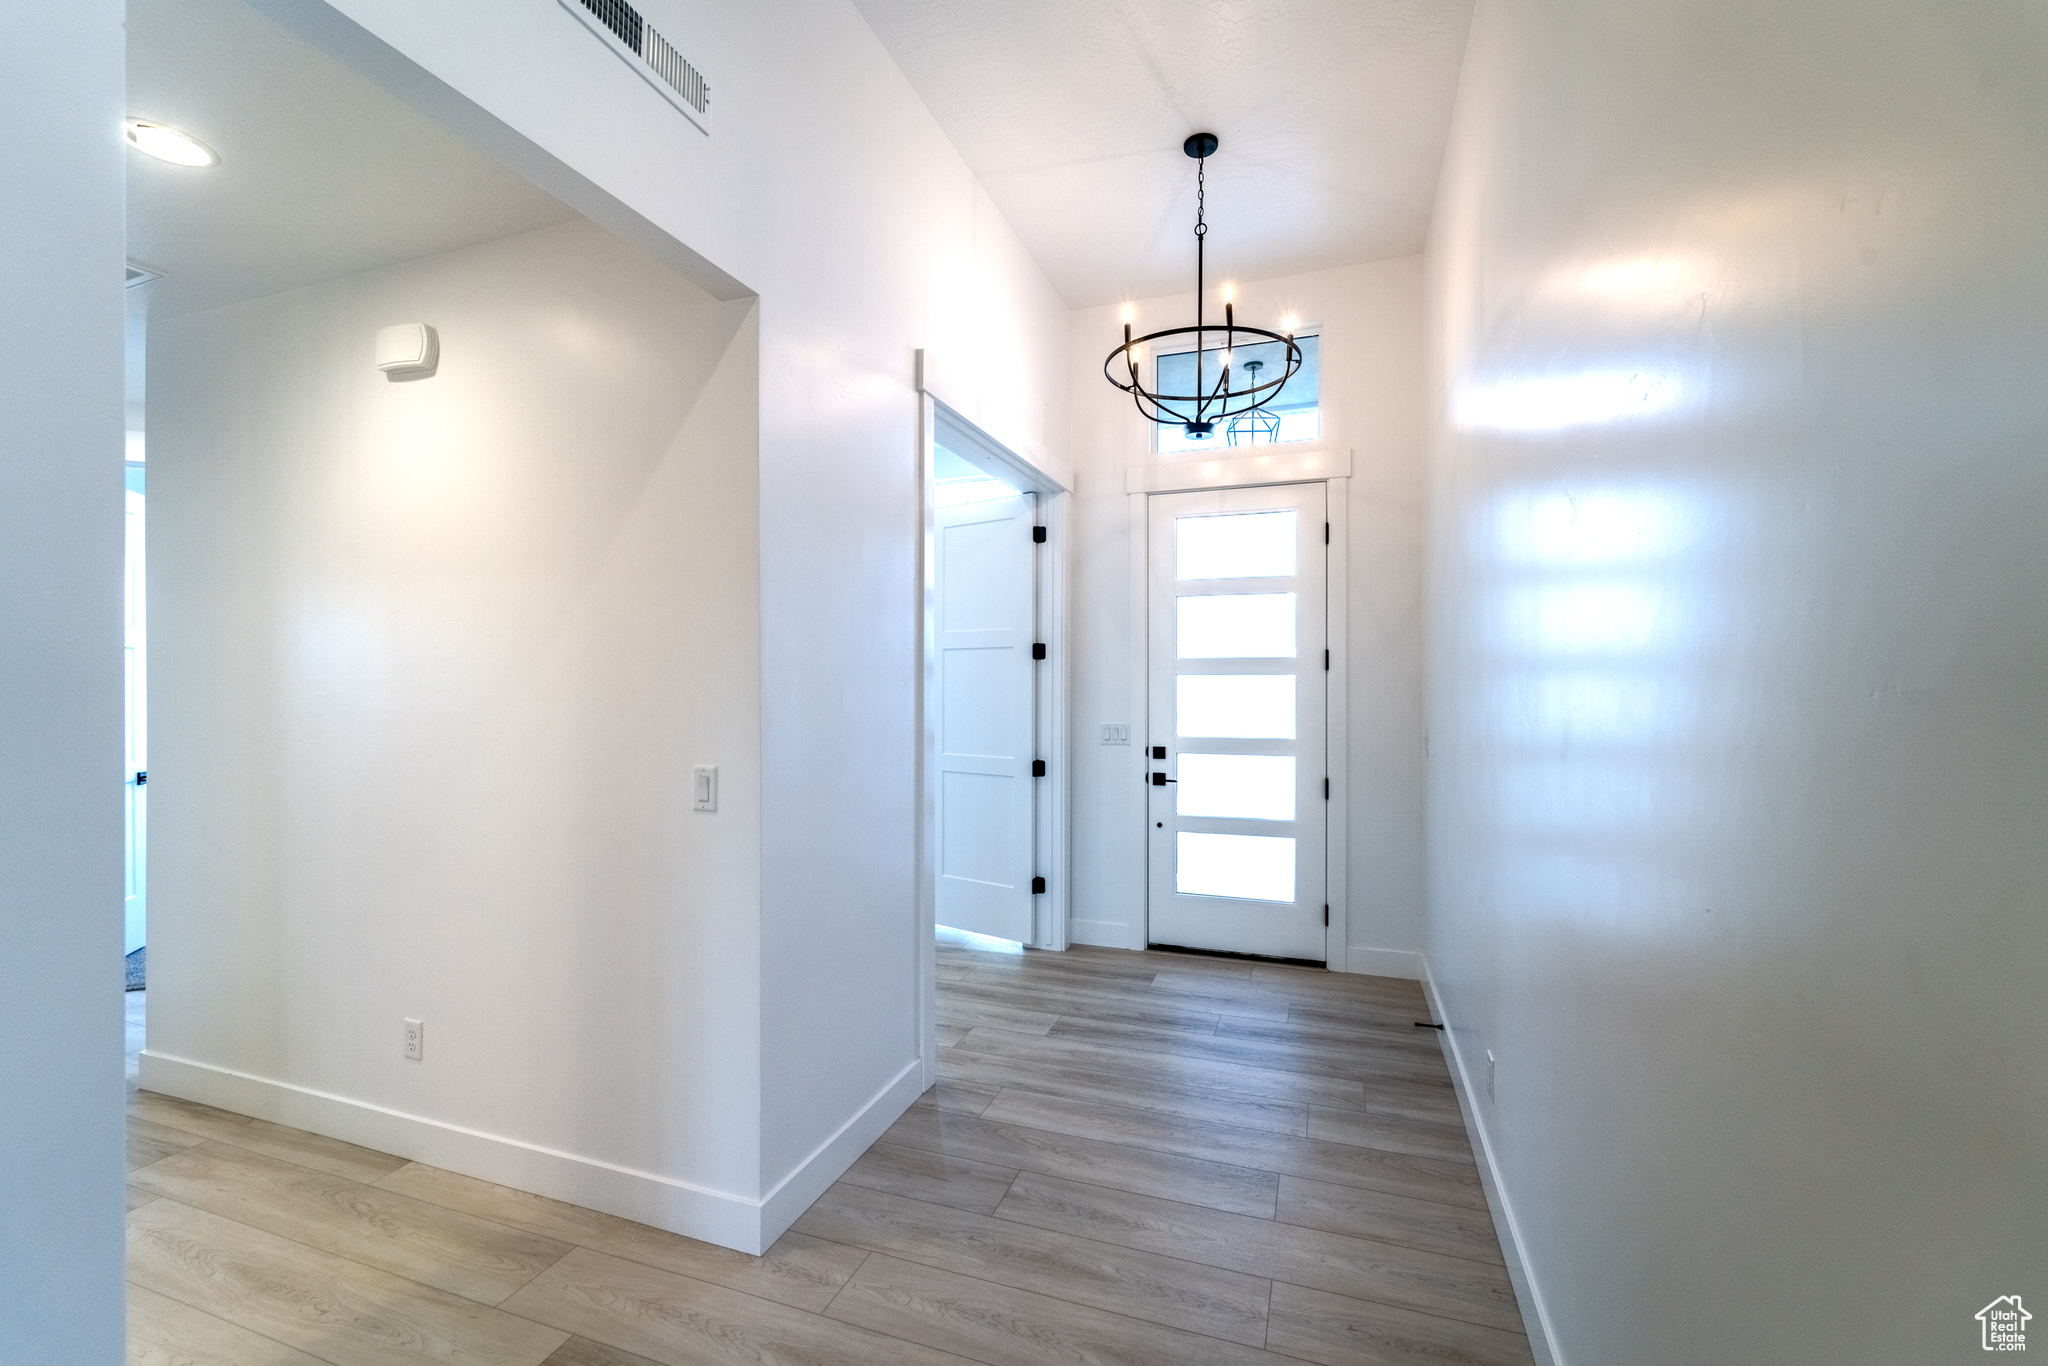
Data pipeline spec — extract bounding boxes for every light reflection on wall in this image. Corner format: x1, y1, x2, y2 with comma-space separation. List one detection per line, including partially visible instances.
1503, 583, 1664, 653
369, 406, 474, 503
1473, 482, 1725, 937
1502, 490, 1689, 567
1546, 252, 1712, 313
1454, 245, 1725, 435
1487, 761, 1699, 838
1456, 369, 1683, 432
1518, 673, 1694, 745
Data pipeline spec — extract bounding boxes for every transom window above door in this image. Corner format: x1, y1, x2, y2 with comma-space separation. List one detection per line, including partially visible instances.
1156, 334, 1321, 453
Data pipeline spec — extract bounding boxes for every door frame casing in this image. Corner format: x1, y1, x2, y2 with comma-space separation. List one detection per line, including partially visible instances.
1124, 447, 1351, 967
914, 361, 1070, 1090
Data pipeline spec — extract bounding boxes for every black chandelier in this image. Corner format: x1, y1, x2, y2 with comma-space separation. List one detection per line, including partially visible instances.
1103, 133, 1302, 441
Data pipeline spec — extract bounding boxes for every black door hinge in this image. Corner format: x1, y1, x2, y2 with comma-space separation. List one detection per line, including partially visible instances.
1324, 777, 1331, 799
1324, 521, 1330, 544
1324, 904, 1330, 926
1032, 643, 1046, 660
1031, 876, 1046, 894
1324, 649, 1330, 670
1032, 525, 1047, 543
134, 770, 147, 786
1031, 759, 1046, 777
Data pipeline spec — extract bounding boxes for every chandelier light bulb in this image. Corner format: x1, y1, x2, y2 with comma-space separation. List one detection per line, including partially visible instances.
1222, 284, 1235, 305
1282, 313, 1298, 336
1120, 303, 1134, 325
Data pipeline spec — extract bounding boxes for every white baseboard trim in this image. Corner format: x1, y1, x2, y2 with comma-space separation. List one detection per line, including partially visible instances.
1344, 945, 1425, 980
1068, 917, 1140, 950
1419, 964, 1567, 1366
757, 1057, 923, 1246
136, 1049, 921, 1256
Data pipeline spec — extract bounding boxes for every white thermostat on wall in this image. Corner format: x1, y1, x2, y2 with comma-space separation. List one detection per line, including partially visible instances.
375, 323, 439, 379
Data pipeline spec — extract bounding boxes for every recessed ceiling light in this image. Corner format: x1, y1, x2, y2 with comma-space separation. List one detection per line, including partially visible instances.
125, 119, 217, 168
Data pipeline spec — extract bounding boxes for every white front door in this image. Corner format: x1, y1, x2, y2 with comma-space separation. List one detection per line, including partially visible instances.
1148, 483, 1327, 961
935, 490, 1039, 943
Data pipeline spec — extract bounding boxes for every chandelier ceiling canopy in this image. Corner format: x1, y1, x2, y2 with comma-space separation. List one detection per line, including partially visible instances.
1103, 134, 1303, 442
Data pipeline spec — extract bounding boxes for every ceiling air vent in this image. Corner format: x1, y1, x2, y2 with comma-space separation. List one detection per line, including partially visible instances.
559, 0, 710, 134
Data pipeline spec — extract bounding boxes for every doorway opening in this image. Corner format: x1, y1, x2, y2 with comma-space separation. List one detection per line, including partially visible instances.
916, 394, 1068, 1080
120, 0, 759, 1158
120, 0, 595, 1080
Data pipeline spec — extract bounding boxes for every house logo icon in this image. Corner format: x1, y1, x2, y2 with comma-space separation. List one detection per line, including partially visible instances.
1978, 1296, 2030, 1351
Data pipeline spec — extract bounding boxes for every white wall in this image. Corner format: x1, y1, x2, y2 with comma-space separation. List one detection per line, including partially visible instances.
1065, 257, 1428, 973
0, 2, 128, 1360
1427, 1, 2048, 1361
145, 219, 770, 1235
147, 0, 1068, 1250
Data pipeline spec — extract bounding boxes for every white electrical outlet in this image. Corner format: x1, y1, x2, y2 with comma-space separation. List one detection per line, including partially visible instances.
1486, 1049, 1497, 1102
692, 764, 718, 812
1100, 723, 1131, 745
404, 1018, 424, 1061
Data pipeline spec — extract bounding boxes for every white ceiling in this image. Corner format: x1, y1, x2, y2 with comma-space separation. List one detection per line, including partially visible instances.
127, 0, 580, 321
851, 0, 1475, 308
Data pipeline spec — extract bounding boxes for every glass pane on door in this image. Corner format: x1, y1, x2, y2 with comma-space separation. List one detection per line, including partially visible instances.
1176, 674, 1296, 738
1177, 593, 1297, 658
1177, 754, 1296, 820
1177, 510, 1297, 580
1177, 832, 1297, 902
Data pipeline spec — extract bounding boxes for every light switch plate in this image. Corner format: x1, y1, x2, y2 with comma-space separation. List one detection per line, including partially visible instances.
692, 764, 718, 812
1101, 723, 1131, 745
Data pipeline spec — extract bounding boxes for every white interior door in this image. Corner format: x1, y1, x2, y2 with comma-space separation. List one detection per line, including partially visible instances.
124, 484, 148, 956
1148, 483, 1327, 961
935, 490, 1038, 943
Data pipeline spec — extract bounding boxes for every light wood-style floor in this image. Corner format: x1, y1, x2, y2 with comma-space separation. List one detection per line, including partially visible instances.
122, 939, 1533, 1366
